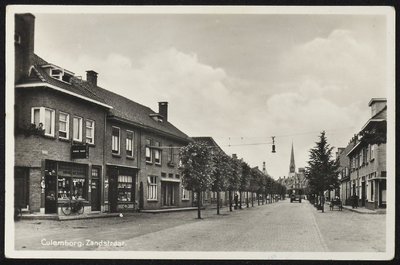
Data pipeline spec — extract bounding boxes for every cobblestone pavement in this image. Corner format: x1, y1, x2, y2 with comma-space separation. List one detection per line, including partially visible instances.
13, 199, 386, 254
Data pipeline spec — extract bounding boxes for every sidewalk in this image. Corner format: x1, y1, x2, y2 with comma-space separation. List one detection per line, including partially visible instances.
19, 206, 203, 221
324, 202, 386, 214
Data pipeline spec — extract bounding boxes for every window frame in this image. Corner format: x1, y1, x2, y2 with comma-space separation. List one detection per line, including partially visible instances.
112, 126, 121, 155
126, 130, 134, 157
31, 107, 55, 137
147, 176, 157, 200
154, 141, 162, 165
58, 111, 69, 140
85, 119, 95, 145
182, 187, 190, 201
145, 139, 152, 163
73, 116, 83, 142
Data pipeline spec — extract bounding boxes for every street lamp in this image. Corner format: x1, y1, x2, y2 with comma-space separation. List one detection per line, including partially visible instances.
271, 136, 276, 153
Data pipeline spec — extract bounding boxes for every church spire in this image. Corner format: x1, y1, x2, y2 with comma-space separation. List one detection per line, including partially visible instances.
289, 142, 296, 174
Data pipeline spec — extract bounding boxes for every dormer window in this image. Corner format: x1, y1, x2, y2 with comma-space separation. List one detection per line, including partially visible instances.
149, 113, 164, 123
42, 64, 74, 84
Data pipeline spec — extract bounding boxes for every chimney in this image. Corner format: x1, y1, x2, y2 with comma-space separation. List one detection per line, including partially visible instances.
86, 70, 98, 86
158, 102, 168, 122
232, 154, 237, 159
15, 13, 35, 83
368, 98, 386, 117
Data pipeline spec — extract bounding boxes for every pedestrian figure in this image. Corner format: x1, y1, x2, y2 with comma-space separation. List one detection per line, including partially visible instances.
352, 194, 358, 209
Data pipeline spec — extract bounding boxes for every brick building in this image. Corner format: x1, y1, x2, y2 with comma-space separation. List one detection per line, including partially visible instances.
14, 13, 192, 215
346, 98, 387, 210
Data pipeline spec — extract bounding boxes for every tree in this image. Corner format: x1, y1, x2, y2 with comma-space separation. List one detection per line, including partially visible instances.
179, 142, 215, 219
240, 161, 251, 209
305, 131, 340, 212
211, 151, 231, 215
227, 156, 241, 211
358, 120, 386, 146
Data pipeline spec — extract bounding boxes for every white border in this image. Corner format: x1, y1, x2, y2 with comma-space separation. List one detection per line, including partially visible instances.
5, 5, 395, 260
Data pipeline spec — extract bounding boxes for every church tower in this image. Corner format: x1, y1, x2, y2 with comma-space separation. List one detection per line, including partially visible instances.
288, 142, 296, 178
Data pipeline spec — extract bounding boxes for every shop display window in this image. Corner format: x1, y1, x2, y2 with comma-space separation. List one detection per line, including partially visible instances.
118, 175, 133, 202
58, 177, 86, 200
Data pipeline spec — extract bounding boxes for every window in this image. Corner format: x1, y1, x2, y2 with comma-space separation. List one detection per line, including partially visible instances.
182, 188, 190, 200
168, 145, 174, 163
154, 141, 161, 164
86, 119, 95, 144
112, 127, 120, 154
146, 139, 152, 162
168, 173, 173, 178
147, 176, 157, 200
126, 131, 134, 157
118, 175, 133, 202
73, 116, 83, 142
370, 145, 375, 161
57, 163, 87, 200
59, 112, 69, 139
31, 107, 55, 137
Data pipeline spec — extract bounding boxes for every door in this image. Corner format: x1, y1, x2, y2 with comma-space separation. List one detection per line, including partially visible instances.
361, 181, 366, 207
109, 175, 118, 213
139, 181, 144, 209
45, 175, 57, 214
168, 184, 174, 206
91, 179, 100, 211
14, 167, 29, 208
161, 182, 167, 206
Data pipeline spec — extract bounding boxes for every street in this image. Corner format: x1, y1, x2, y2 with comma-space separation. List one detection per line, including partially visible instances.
14, 199, 386, 252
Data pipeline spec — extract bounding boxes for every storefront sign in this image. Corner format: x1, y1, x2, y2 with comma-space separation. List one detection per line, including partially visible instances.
71, 144, 89, 159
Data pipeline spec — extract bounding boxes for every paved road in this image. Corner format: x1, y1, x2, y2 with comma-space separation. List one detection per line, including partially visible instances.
13, 199, 386, 253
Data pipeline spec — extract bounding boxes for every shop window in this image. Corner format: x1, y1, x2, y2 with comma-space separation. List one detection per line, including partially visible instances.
112, 127, 120, 154
86, 119, 95, 144
73, 116, 83, 142
104, 175, 109, 204
118, 175, 133, 202
58, 177, 86, 200
91, 168, 99, 178
31, 107, 55, 137
147, 176, 157, 200
126, 131, 134, 157
59, 112, 69, 139
145, 139, 152, 162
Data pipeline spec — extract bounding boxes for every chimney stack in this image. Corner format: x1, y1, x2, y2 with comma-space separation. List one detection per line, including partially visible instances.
232, 154, 237, 159
15, 13, 35, 83
158, 102, 168, 122
86, 70, 98, 86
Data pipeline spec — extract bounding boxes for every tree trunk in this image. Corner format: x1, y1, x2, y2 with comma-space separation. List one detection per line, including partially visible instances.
252, 192, 254, 207
229, 190, 232, 212
239, 190, 242, 209
217, 191, 220, 215
198, 189, 202, 219
257, 192, 260, 206
246, 191, 249, 208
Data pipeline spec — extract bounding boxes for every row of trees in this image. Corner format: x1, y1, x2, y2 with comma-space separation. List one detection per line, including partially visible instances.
179, 141, 286, 218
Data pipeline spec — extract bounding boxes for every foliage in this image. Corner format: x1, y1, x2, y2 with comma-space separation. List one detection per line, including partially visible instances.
305, 131, 340, 196
179, 141, 215, 192
211, 150, 231, 192
240, 161, 251, 192
358, 120, 386, 146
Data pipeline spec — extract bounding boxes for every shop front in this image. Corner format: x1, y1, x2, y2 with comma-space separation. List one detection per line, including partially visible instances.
43, 160, 99, 215
106, 165, 138, 213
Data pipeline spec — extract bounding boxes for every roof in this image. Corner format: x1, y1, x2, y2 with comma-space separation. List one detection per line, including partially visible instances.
368, 98, 386, 107
192, 137, 224, 152
17, 54, 192, 143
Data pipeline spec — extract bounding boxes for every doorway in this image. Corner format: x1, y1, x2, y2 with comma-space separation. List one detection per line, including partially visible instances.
45, 175, 57, 214
361, 181, 366, 207
14, 167, 29, 208
91, 179, 100, 211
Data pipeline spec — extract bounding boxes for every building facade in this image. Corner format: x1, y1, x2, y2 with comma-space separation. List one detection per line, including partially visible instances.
346, 99, 387, 210
14, 13, 193, 215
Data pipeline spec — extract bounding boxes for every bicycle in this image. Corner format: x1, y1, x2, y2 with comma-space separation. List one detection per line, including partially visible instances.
14, 205, 22, 221
61, 197, 85, 215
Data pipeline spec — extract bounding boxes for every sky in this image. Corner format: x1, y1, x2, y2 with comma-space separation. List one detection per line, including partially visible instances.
19, 7, 391, 179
